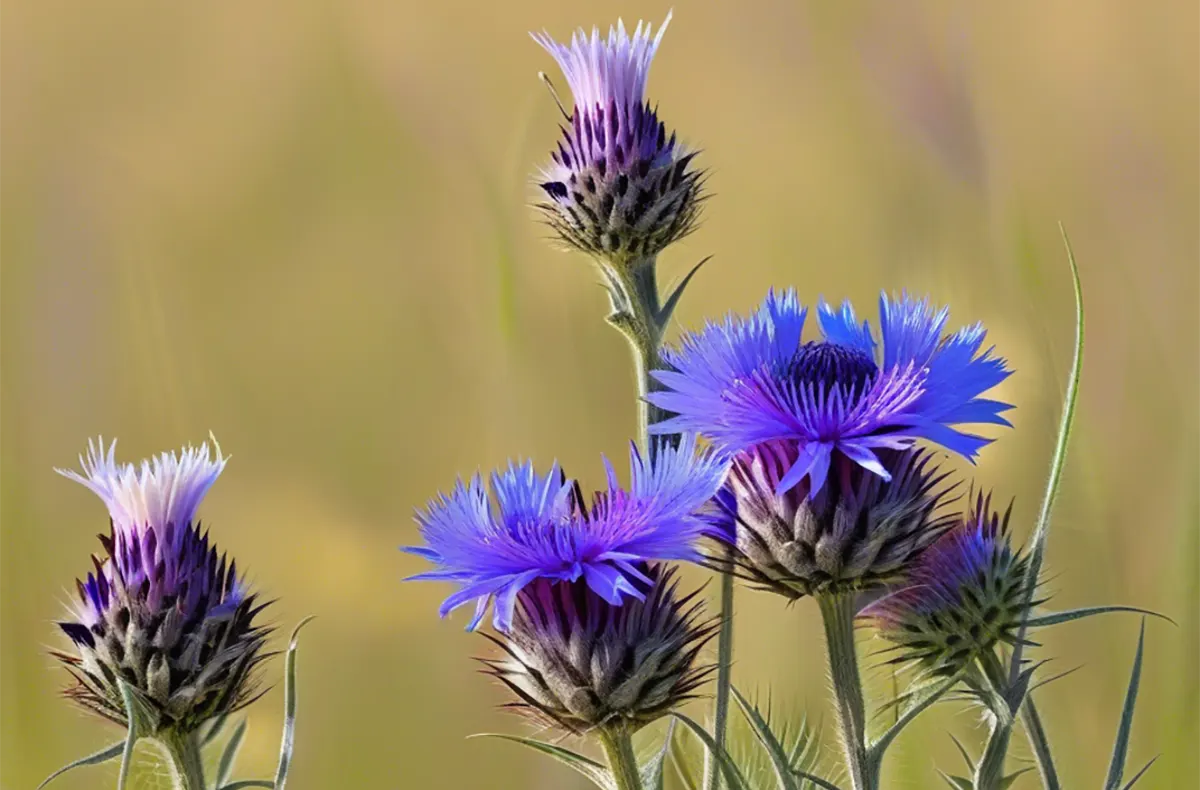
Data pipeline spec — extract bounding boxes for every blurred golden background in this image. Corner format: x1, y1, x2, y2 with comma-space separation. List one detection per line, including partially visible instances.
2, 1, 1196, 788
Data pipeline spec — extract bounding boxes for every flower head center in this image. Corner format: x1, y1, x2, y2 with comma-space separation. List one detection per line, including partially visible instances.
785, 342, 878, 396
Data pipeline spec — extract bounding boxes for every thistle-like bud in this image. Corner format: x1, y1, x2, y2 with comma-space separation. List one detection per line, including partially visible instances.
532, 12, 702, 263
860, 494, 1032, 676
52, 439, 269, 735
483, 567, 714, 734
715, 444, 953, 599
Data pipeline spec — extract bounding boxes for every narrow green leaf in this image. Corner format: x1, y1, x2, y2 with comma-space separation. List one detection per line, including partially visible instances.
730, 686, 799, 790
1012, 222, 1085, 675
215, 782, 274, 790
203, 709, 232, 747
1009, 224, 1083, 790
1118, 756, 1158, 790
1023, 606, 1171, 629
117, 679, 158, 790
274, 616, 315, 790
669, 724, 701, 790
37, 740, 125, 789
869, 671, 962, 759
469, 733, 611, 789
215, 719, 249, 788
657, 256, 712, 328
937, 773, 974, 790
997, 767, 1033, 789
1104, 620, 1147, 790
670, 712, 751, 790
640, 721, 674, 790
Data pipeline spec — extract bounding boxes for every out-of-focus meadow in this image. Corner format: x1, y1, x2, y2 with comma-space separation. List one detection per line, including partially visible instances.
2, 1, 1196, 788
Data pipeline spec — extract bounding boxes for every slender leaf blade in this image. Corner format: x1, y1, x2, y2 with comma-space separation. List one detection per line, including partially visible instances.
274, 616, 315, 790
1118, 756, 1158, 790
641, 721, 674, 790
216, 719, 249, 787
730, 686, 798, 790
469, 733, 611, 789
1023, 606, 1171, 629
37, 740, 125, 789
1104, 620, 1147, 790
216, 782, 274, 790
670, 712, 751, 790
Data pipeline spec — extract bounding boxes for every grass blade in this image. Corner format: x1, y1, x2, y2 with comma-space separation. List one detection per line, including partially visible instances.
1023, 606, 1171, 629
1118, 756, 1158, 790
641, 720, 675, 790
469, 733, 611, 788
1104, 620, 1147, 790
216, 782, 274, 790
730, 686, 798, 790
216, 719, 249, 787
274, 616, 315, 790
671, 712, 750, 790
36, 740, 124, 789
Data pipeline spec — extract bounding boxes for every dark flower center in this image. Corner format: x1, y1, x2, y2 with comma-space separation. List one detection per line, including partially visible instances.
785, 342, 878, 396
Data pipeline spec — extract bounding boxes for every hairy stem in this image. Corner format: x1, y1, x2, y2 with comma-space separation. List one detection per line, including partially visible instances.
819, 593, 877, 790
155, 730, 206, 790
599, 726, 645, 790
705, 556, 735, 790
975, 651, 1017, 790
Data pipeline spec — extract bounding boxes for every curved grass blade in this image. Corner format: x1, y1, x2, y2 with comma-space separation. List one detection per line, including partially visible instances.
203, 711, 233, 747
1104, 620, 1147, 790
670, 712, 750, 790
36, 740, 124, 789
216, 719, 249, 788
216, 782, 274, 790
641, 721, 675, 790
869, 671, 962, 759
469, 733, 611, 789
1023, 606, 1172, 629
274, 616, 315, 790
1009, 223, 1085, 790
730, 686, 798, 790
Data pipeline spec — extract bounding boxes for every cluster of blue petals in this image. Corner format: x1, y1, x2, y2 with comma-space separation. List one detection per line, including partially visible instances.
404, 435, 727, 633
647, 289, 1013, 497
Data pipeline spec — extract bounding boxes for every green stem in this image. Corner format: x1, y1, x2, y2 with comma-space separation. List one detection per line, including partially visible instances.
818, 593, 877, 790
599, 726, 644, 790
705, 555, 735, 790
974, 651, 1017, 790
154, 730, 206, 790
1021, 695, 1061, 790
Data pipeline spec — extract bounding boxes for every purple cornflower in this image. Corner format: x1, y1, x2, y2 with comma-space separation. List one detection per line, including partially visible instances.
860, 493, 1032, 675
649, 289, 1013, 495
404, 434, 728, 632
533, 12, 702, 261
650, 289, 1010, 596
53, 438, 269, 733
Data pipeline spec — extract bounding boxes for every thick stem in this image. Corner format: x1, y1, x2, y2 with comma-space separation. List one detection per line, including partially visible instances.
705, 556, 735, 790
599, 726, 644, 790
155, 730, 206, 790
818, 593, 877, 790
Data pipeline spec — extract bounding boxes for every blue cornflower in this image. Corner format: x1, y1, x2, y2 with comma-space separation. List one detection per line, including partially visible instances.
533, 12, 702, 261
649, 289, 1013, 497
860, 493, 1032, 675
404, 434, 728, 632
54, 438, 269, 733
